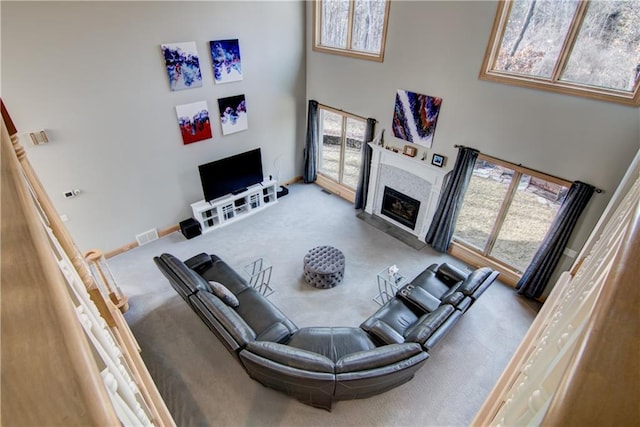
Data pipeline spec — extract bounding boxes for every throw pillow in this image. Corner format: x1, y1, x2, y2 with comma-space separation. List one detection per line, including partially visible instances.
208, 281, 240, 308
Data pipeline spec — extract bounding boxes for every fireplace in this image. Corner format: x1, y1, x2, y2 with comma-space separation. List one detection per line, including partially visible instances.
365, 143, 447, 239
381, 186, 421, 230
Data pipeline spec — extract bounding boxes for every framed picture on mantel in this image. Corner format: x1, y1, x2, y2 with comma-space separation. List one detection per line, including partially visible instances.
403, 145, 417, 157
431, 154, 445, 167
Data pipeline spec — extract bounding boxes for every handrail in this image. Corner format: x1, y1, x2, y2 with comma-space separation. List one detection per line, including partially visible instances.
2, 106, 120, 425
1, 99, 175, 426
471, 152, 640, 425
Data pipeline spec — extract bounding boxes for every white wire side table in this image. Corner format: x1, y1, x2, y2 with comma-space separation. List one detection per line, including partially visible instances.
244, 257, 274, 297
374, 265, 408, 306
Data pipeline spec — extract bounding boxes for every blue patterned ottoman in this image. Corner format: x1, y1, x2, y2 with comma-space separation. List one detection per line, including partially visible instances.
303, 246, 345, 289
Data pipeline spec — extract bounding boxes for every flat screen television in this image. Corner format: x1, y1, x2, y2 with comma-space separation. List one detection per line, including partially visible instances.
198, 148, 264, 202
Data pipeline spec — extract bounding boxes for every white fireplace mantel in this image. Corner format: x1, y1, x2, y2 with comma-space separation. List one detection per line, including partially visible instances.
365, 143, 447, 240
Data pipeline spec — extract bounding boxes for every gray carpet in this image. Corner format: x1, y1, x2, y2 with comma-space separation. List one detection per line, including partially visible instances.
109, 183, 539, 427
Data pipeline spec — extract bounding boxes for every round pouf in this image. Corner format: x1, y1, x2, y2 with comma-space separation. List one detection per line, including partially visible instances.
303, 246, 345, 289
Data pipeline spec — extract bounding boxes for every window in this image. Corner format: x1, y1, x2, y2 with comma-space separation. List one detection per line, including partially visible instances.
452, 154, 570, 282
480, 1, 640, 106
317, 105, 366, 200
313, 0, 391, 62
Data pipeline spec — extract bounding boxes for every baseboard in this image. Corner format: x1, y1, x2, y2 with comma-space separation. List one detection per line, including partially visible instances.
104, 178, 303, 260
448, 242, 521, 287
315, 174, 355, 203
281, 176, 302, 186
104, 225, 179, 259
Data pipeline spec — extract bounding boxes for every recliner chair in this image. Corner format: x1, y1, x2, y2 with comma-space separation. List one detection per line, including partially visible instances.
361, 263, 499, 352
401, 263, 499, 313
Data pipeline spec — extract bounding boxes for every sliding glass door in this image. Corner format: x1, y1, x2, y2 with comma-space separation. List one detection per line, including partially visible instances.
318, 106, 365, 191
453, 155, 570, 273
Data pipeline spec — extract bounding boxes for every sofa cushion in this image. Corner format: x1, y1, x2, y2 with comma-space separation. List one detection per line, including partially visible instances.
288, 327, 376, 363
410, 268, 451, 300
184, 252, 215, 274
245, 341, 335, 373
335, 343, 424, 373
365, 320, 405, 345
360, 298, 419, 336
199, 258, 250, 294
208, 281, 239, 307
255, 322, 294, 344
403, 304, 455, 344
235, 287, 297, 338
435, 263, 468, 286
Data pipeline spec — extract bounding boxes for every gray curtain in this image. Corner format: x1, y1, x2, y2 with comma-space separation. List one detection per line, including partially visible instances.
354, 120, 377, 210
303, 100, 319, 183
516, 181, 595, 299
426, 146, 479, 252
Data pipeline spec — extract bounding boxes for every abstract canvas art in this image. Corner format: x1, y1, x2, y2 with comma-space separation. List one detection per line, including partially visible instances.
218, 95, 248, 135
176, 101, 212, 145
392, 90, 442, 148
210, 39, 243, 84
161, 41, 203, 91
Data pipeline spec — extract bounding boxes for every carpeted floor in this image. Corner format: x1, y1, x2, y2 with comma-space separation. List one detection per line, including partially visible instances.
109, 182, 539, 427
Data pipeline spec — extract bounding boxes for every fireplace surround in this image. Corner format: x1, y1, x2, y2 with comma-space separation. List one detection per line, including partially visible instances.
365, 144, 447, 240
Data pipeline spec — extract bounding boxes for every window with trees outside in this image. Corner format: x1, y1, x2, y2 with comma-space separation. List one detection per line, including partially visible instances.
480, 0, 640, 106
451, 154, 571, 285
317, 106, 366, 201
313, 0, 391, 62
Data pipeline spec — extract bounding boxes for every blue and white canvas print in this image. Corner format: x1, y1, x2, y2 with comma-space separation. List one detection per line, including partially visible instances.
210, 39, 243, 84
392, 89, 442, 148
218, 94, 248, 135
161, 41, 203, 91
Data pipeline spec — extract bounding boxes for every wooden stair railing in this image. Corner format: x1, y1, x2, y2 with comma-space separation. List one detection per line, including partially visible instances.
1, 99, 175, 426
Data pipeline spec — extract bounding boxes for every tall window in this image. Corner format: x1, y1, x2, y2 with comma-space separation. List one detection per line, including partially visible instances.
480, 1, 640, 106
317, 106, 366, 199
452, 154, 570, 279
313, 0, 391, 62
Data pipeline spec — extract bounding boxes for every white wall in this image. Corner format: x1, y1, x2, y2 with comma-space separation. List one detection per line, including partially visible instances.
2, 1, 306, 251
306, 1, 640, 281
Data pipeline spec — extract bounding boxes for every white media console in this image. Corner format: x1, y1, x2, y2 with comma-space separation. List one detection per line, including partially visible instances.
191, 180, 278, 234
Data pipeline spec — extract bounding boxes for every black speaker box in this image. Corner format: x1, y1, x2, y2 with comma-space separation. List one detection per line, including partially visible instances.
179, 218, 201, 239
277, 186, 289, 198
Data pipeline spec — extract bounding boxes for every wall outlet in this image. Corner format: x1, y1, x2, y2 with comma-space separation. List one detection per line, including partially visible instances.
63, 189, 81, 199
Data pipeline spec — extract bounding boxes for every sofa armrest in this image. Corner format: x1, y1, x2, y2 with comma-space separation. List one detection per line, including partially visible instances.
190, 291, 256, 348
404, 304, 455, 345
441, 290, 465, 307
468, 270, 500, 301
155, 253, 212, 298
458, 267, 495, 297
398, 285, 441, 314
335, 343, 424, 373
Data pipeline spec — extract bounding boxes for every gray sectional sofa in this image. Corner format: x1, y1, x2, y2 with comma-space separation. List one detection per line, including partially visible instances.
154, 252, 498, 410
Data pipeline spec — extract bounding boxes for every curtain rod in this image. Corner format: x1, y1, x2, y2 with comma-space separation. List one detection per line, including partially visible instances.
454, 144, 603, 193
315, 101, 377, 122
